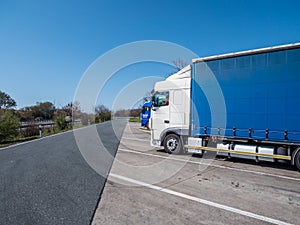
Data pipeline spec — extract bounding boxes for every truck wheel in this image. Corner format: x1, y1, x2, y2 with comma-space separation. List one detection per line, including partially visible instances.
295, 151, 300, 171
164, 134, 182, 154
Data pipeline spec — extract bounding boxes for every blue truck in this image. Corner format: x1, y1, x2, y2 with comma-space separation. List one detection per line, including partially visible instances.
150, 43, 300, 171
141, 101, 152, 128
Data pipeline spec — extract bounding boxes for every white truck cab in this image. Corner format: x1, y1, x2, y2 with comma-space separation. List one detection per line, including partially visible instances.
150, 65, 191, 154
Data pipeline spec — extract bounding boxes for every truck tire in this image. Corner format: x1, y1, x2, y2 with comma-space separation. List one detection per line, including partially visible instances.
295, 150, 300, 171
164, 134, 182, 154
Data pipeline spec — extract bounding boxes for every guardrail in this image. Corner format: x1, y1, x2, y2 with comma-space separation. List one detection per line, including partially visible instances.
20, 120, 55, 128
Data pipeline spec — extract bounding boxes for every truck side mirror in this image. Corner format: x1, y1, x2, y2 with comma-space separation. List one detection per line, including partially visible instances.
152, 98, 158, 107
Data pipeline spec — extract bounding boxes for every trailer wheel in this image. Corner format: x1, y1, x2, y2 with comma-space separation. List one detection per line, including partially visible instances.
164, 134, 182, 154
295, 151, 300, 171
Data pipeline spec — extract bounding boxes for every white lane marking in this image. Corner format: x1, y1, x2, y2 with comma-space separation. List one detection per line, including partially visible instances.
121, 137, 149, 142
138, 128, 151, 133
118, 148, 300, 182
110, 173, 293, 225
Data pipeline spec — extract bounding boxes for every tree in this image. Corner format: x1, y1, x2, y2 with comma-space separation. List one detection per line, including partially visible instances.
62, 101, 81, 117
95, 104, 111, 123
114, 109, 130, 117
143, 90, 153, 102
130, 108, 141, 117
17, 107, 34, 121
62, 102, 73, 116
172, 58, 189, 71
0, 110, 20, 142
29, 102, 55, 120
0, 91, 17, 109
166, 58, 190, 77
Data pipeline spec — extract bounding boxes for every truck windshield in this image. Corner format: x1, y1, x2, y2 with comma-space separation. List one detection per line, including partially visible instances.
142, 106, 150, 113
152, 91, 169, 107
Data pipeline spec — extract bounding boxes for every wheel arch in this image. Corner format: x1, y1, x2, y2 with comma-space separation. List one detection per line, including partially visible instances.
160, 128, 189, 146
291, 147, 300, 165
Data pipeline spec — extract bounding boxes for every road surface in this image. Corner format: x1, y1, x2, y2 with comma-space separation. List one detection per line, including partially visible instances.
0, 119, 127, 225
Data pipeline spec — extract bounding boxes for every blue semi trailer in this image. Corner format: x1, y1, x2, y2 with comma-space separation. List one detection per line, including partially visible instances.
150, 43, 300, 171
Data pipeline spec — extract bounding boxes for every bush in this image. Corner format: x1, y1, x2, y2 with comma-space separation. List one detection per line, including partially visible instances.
55, 112, 68, 131
95, 115, 100, 123
0, 110, 20, 143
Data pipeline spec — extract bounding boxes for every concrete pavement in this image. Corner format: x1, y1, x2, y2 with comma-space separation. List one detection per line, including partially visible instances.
92, 122, 300, 225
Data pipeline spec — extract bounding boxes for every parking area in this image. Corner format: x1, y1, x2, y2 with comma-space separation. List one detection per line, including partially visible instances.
92, 122, 300, 225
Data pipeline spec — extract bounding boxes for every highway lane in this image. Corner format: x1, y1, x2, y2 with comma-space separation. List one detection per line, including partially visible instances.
0, 119, 127, 225
92, 122, 300, 225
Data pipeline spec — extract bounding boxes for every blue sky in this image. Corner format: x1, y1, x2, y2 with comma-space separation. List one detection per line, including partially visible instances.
1, 0, 300, 111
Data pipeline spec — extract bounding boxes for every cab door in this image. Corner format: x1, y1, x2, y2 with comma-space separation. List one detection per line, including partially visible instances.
150, 91, 170, 146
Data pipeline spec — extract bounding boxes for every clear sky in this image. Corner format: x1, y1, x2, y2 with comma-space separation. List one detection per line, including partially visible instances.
1, 0, 300, 111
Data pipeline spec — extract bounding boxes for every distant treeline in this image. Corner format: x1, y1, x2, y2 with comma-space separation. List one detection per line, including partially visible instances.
0, 90, 142, 144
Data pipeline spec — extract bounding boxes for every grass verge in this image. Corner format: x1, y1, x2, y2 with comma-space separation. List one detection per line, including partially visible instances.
129, 117, 141, 123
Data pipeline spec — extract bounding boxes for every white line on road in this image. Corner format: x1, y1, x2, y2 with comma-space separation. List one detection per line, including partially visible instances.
118, 148, 300, 182
121, 137, 150, 142
110, 173, 293, 225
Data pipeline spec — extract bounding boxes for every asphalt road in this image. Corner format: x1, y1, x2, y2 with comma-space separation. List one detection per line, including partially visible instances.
92, 122, 300, 225
0, 119, 127, 225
